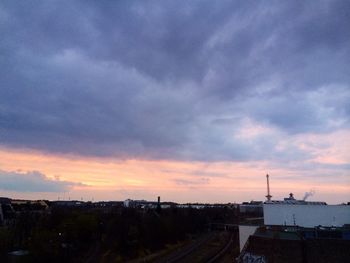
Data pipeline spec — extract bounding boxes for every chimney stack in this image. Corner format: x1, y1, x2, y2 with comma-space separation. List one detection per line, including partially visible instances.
265, 174, 272, 201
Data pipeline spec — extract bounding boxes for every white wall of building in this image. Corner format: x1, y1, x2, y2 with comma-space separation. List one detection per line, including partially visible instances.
239, 225, 259, 251
263, 204, 350, 227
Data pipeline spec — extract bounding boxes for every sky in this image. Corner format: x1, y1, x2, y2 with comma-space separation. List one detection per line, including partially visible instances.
0, 0, 349, 203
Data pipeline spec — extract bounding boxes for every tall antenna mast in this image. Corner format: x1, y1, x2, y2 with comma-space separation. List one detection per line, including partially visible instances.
266, 174, 272, 201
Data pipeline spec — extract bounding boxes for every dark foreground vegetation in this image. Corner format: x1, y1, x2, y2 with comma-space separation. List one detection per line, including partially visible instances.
0, 204, 238, 262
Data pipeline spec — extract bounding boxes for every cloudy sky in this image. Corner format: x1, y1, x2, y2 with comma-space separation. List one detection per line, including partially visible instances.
0, 1, 349, 203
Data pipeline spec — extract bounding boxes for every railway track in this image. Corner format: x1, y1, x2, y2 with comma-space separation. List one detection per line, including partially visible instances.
156, 231, 237, 263
155, 233, 214, 263
205, 232, 235, 263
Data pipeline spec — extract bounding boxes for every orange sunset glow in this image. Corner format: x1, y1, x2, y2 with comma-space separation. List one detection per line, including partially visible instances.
1, 128, 349, 204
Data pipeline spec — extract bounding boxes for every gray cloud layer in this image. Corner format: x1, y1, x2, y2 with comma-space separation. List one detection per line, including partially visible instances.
0, 170, 82, 192
0, 1, 349, 162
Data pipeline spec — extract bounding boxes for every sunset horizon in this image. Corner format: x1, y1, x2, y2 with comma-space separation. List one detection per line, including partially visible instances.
1, 1, 349, 205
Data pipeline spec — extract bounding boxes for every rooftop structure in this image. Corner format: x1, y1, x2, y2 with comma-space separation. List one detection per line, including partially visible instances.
237, 225, 350, 263
265, 193, 327, 205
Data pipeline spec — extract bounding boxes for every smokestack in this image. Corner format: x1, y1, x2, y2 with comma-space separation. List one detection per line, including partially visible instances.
156, 196, 161, 213
265, 174, 272, 201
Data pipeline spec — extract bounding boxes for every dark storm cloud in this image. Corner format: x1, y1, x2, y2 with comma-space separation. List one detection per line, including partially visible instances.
0, 1, 349, 162
0, 170, 82, 192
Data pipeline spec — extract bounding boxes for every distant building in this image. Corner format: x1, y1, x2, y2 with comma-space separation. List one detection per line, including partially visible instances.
263, 203, 350, 227
239, 201, 263, 215
0, 198, 49, 226
266, 193, 327, 205
123, 199, 133, 208
238, 175, 350, 261
238, 192, 350, 259
262, 192, 350, 228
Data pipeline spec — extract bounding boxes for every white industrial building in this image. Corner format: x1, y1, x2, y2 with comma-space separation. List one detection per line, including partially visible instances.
238, 174, 350, 253
263, 203, 350, 227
